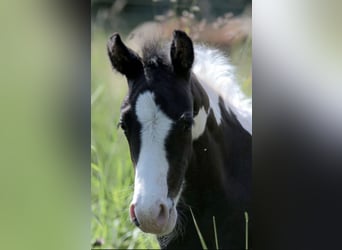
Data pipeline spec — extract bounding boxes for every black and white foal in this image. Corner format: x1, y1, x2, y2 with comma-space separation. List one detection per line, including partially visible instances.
107, 30, 252, 249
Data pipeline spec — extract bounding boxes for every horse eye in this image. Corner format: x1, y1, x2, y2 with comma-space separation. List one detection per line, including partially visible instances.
179, 113, 193, 132
182, 120, 192, 132
117, 120, 127, 131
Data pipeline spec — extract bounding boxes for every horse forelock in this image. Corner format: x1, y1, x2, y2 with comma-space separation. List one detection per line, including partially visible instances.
141, 41, 170, 68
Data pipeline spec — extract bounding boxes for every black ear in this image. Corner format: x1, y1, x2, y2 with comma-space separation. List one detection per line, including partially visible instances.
170, 30, 194, 79
107, 33, 143, 80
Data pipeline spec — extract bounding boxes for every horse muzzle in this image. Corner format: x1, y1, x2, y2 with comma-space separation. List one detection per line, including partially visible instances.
129, 198, 176, 235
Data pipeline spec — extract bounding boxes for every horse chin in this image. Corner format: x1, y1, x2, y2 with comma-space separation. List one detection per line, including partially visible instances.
137, 207, 178, 236
158, 206, 178, 236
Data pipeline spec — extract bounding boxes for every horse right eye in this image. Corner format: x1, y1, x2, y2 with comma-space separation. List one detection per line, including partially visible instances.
182, 120, 193, 132
178, 112, 194, 132
120, 122, 127, 131
117, 120, 128, 132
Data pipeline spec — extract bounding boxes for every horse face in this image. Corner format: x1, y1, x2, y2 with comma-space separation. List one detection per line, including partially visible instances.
108, 31, 194, 235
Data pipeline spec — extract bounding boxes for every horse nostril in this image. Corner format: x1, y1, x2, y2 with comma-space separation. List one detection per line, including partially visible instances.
129, 204, 140, 227
157, 203, 169, 227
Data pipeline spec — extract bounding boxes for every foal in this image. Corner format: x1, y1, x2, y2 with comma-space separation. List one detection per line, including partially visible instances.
107, 30, 251, 249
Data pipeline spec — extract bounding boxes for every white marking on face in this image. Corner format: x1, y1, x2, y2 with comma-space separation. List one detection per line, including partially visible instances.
192, 107, 208, 140
132, 91, 173, 216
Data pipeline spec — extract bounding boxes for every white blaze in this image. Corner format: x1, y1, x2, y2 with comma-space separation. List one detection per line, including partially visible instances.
132, 91, 173, 211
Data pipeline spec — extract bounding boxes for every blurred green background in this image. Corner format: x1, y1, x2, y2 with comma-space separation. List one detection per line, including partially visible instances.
1, 0, 341, 250
91, 0, 251, 248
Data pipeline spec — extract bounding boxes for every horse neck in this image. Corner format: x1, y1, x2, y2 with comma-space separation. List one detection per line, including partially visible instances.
183, 75, 252, 205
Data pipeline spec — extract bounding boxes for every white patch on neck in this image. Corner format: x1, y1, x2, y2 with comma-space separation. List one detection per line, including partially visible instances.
192, 45, 252, 134
198, 83, 222, 125
132, 91, 173, 210
192, 107, 208, 140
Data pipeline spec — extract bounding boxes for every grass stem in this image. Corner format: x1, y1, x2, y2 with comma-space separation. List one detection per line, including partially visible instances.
189, 207, 208, 249
213, 216, 219, 249
244, 211, 249, 250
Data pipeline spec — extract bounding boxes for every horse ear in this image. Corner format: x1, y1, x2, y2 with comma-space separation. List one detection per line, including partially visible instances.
170, 30, 194, 79
107, 33, 143, 80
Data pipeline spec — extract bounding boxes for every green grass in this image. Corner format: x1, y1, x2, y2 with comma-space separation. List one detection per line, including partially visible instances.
213, 216, 219, 249
189, 207, 208, 249
191, 209, 249, 250
91, 26, 251, 249
245, 211, 249, 250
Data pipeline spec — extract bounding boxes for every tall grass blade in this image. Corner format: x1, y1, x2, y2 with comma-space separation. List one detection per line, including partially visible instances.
213, 216, 219, 249
91, 84, 104, 106
244, 211, 249, 250
189, 207, 208, 249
